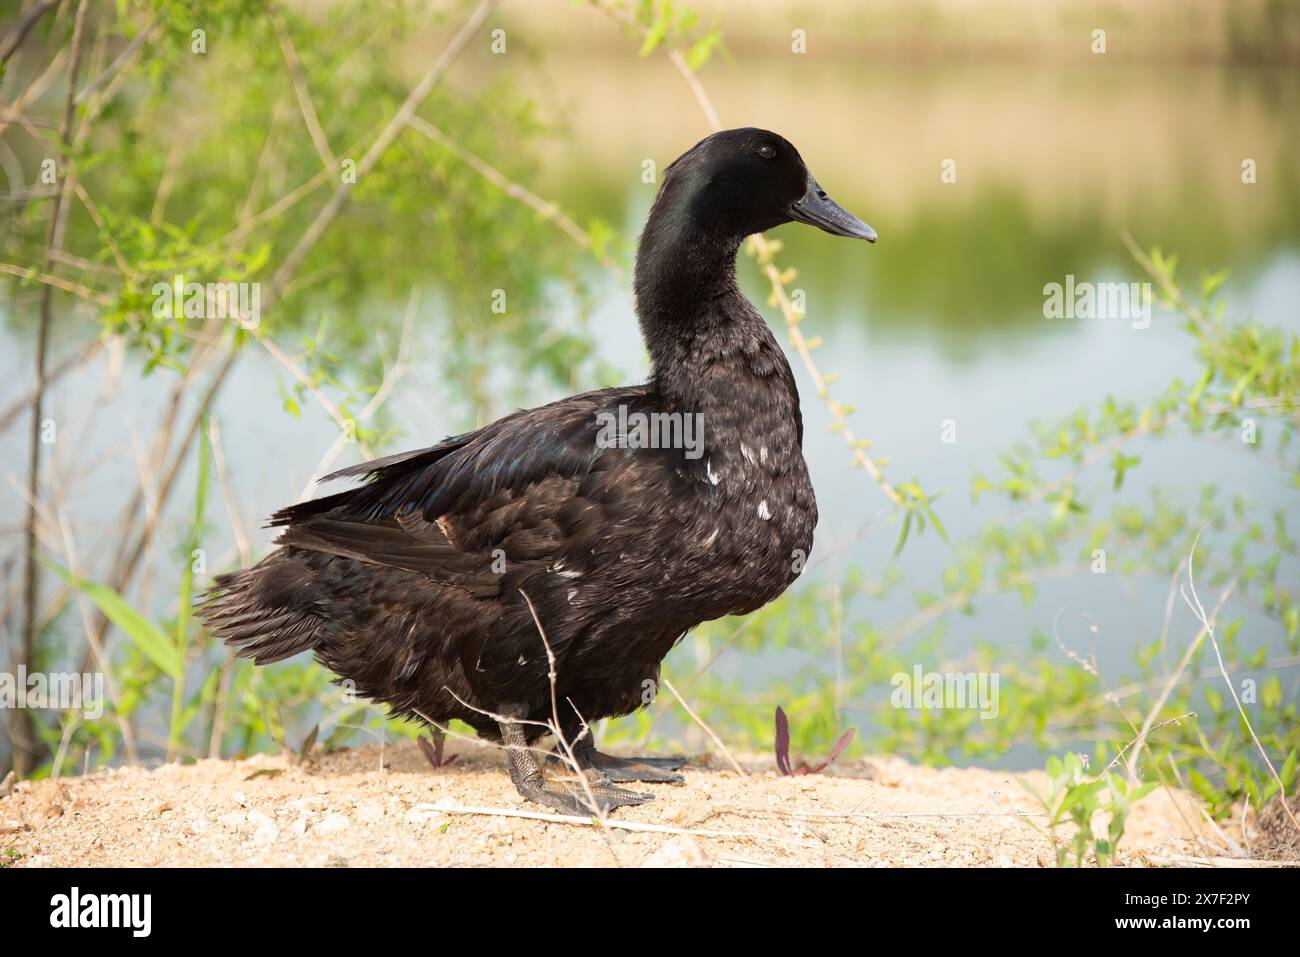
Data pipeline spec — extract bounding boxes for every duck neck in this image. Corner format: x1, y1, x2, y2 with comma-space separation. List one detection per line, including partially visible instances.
633, 218, 750, 404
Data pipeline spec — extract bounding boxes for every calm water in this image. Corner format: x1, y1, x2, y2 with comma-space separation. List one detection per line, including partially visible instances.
3, 58, 1298, 761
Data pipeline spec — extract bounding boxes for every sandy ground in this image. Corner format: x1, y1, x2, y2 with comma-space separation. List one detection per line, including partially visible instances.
0, 742, 1244, 867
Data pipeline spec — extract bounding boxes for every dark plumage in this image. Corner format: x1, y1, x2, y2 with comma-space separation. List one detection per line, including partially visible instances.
200, 128, 876, 813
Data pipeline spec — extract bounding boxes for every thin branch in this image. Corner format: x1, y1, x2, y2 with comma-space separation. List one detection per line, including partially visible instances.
0, 0, 56, 67
405, 114, 623, 281
1121, 230, 1207, 330
73, 15, 156, 105
270, 0, 496, 298
204, 415, 246, 761
1126, 578, 1236, 779
1181, 530, 1300, 834
421, 801, 762, 839
70, 180, 132, 278
422, 801, 846, 859
661, 677, 746, 776
53, 508, 140, 767
296, 289, 417, 500
0, 45, 66, 141
1105, 712, 1197, 775
257, 333, 375, 458
273, 13, 336, 172
0, 337, 105, 433
519, 587, 611, 824
207, 418, 251, 568
0, 262, 113, 304
14, 0, 89, 778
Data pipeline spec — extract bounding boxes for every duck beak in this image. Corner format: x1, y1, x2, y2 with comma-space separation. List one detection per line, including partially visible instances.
789, 176, 877, 243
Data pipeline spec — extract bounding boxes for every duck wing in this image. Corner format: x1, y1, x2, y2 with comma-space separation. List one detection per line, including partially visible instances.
265, 385, 653, 594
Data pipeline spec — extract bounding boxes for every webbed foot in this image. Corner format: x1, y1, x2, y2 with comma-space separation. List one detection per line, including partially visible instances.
516, 777, 654, 816
553, 737, 687, 783
496, 704, 656, 816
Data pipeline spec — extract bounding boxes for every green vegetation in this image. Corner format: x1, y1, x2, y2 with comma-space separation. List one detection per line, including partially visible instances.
1020, 752, 1156, 867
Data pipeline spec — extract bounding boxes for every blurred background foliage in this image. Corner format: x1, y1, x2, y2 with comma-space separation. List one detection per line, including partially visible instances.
1, 0, 1297, 834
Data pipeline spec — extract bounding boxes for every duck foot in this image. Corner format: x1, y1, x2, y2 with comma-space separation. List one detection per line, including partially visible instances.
557, 738, 687, 784
497, 703, 653, 816
516, 778, 654, 817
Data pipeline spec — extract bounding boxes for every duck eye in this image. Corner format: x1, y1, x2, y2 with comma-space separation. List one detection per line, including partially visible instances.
757, 144, 776, 159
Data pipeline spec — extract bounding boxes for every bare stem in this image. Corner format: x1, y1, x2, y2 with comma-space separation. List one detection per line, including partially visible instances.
13, 0, 89, 777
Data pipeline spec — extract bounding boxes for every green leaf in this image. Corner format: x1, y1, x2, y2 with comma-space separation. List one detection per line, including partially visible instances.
894, 511, 913, 555
1280, 750, 1297, 790
246, 241, 272, 275
638, 20, 668, 57
925, 506, 951, 545
1201, 268, 1230, 300
45, 561, 181, 679
686, 30, 721, 70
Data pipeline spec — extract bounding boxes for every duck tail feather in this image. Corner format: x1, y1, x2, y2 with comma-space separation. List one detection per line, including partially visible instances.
197, 552, 326, 664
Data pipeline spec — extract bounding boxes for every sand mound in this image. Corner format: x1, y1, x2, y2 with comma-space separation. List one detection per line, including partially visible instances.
0, 742, 1235, 867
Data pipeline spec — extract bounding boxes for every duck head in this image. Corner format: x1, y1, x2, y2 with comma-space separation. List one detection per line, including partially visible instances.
634, 128, 875, 391
650, 127, 876, 245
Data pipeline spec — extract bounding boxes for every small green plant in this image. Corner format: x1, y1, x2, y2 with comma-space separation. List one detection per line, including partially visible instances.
1020, 753, 1157, 867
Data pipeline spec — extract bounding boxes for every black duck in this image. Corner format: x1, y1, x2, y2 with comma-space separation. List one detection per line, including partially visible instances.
200, 127, 876, 814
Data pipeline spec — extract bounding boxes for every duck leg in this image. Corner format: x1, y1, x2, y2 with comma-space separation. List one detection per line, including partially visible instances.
498, 704, 653, 815
561, 733, 686, 784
